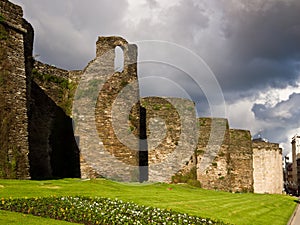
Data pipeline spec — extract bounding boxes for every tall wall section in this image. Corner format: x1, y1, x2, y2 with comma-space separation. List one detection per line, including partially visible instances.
0, 0, 32, 178
140, 97, 197, 182
73, 36, 142, 181
29, 61, 80, 179
196, 118, 232, 191
252, 141, 283, 194
228, 129, 253, 192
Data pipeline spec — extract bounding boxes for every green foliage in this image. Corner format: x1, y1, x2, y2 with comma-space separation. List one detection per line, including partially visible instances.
120, 80, 128, 87
0, 24, 8, 40
32, 69, 69, 88
165, 103, 172, 109
197, 149, 205, 155
0, 196, 228, 225
172, 166, 200, 188
32, 69, 77, 115
0, 14, 5, 23
187, 179, 202, 188
152, 104, 162, 110
0, 75, 4, 86
219, 151, 225, 157
212, 162, 218, 167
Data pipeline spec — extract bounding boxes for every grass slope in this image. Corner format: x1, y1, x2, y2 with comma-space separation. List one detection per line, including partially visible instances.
0, 210, 81, 225
0, 178, 297, 225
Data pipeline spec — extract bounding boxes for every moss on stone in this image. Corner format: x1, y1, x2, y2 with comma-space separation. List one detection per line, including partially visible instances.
0, 24, 8, 40
32, 68, 77, 116
171, 166, 201, 188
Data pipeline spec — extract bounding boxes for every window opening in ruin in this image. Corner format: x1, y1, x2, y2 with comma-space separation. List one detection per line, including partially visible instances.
114, 46, 124, 72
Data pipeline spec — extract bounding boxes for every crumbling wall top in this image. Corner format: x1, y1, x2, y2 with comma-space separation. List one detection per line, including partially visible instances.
95, 36, 137, 64
0, 0, 26, 33
252, 141, 282, 153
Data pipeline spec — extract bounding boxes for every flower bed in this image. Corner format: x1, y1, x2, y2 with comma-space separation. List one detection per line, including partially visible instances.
0, 196, 230, 224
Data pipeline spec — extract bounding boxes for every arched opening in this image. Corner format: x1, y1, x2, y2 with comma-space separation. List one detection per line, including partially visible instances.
114, 46, 124, 72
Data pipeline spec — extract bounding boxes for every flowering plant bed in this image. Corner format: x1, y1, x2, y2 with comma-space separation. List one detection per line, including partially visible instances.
1, 196, 230, 225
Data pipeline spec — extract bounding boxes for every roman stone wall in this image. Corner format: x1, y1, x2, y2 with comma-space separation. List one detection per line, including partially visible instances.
73, 36, 142, 181
196, 118, 232, 191
228, 129, 253, 192
140, 97, 197, 182
0, 0, 31, 178
253, 141, 283, 194
195, 119, 253, 192
32, 61, 78, 116
29, 81, 80, 179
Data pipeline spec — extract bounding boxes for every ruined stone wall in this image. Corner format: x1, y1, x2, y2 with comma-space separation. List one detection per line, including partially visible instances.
29, 61, 80, 179
29, 81, 80, 179
140, 97, 197, 182
195, 119, 253, 192
253, 141, 283, 194
228, 129, 253, 192
196, 118, 232, 191
0, 0, 31, 178
73, 36, 142, 181
32, 61, 78, 116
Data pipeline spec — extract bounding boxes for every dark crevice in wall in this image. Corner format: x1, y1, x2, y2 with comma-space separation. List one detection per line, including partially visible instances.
139, 105, 148, 182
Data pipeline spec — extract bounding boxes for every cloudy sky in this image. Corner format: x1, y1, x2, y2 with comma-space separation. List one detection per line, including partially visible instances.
11, 0, 300, 156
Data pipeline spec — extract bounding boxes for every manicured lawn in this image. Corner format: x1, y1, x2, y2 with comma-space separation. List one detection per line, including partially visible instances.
0, 179, 297, 225
0, 210, 80, 225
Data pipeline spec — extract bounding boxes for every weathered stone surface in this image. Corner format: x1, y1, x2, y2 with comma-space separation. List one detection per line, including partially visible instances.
140, 97, 198, 182
73, 36, 141, 182
253, 141, 283, 194
0, 0, 31, 178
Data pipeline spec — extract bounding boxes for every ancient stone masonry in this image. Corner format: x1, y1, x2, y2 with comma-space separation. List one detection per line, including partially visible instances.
0, 0, 284, 194
0, 0, 32, 178
140, 97, 197, 182
193, 119, 253, 192
253, 141, 282, 194
73, 36, 143, 181
0, 0, 80, 179
32, 61, 79, 116
176, 118, 282, 193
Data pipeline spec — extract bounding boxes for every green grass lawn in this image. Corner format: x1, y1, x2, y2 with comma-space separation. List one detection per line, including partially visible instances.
0, 178, 297, 225
0, 210, 81, 225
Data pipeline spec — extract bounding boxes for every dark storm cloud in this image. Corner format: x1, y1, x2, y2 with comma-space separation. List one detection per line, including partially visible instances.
252, 93, 300, 154
214, 0, 300, 98
252, 93, 300, 124
120, 0, 300, 103
11, 0, 129, 69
